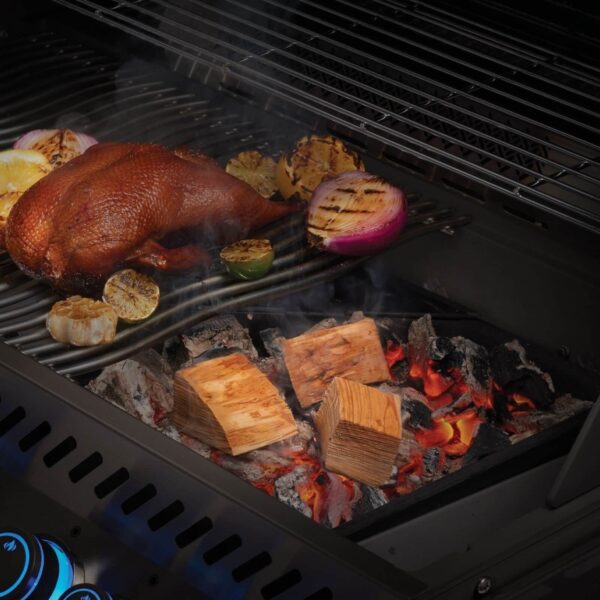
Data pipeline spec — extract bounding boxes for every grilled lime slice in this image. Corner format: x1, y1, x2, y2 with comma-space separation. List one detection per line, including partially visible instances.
102, 269, 160, 324
220, 239, 275, 281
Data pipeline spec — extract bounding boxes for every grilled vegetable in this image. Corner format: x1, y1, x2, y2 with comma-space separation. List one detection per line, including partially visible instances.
225, 151, 278, 198
47, 296, 118, 346
102, 268, 160, 323
14, 129, 98, 168
220, 239, 274, 280
307, 171, 407, 256
277, 135, 364, 202
0, 149, 52, 231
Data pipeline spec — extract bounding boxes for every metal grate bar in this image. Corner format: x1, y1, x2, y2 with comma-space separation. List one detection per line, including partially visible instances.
297, 0, 600, 115
152, 0, 600, 190
410, 0, 600, 81
53, 0, 600, 233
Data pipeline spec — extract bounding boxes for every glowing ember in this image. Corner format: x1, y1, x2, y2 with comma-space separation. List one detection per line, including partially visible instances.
415, 409, 482, 457
385, 339, 405, 369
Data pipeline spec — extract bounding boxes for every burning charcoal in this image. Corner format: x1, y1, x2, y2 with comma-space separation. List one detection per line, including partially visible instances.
429, 336, 492, 401
87, 349, 173, 428
275, 470, 313, 518
352, 485, 390, 518
492, 390, 512, 424
408, 313, 436, 377
491, 341, 555, 409
432, 391, 475, 419
178, 315, 259, 367
260, 327, 285, 359
552, 394, 593, 417
397, 387, 433, 431
306, 317, 339, 333
422, 448, 445, 480
464, 423, 510, 464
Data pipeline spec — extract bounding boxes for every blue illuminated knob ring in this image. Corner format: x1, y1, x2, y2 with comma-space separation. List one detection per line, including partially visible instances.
59, 584, 113, 600
0, 530, 44, 600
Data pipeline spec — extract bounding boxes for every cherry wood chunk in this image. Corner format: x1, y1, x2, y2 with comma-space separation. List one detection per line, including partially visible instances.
314, 377, 402, 486
281, 318, 390, 408
173, 353, 297, 455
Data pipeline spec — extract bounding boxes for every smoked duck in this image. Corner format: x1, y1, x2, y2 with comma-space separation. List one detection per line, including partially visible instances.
4, 143, 297, 293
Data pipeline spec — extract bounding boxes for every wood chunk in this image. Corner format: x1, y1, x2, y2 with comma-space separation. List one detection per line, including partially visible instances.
314, 377, 401, 486
282, 318, 390, 408
173, 353, 297, 455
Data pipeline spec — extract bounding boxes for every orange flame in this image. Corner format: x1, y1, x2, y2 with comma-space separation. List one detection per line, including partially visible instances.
415, 409, 481, 457
385, 339, 405, 369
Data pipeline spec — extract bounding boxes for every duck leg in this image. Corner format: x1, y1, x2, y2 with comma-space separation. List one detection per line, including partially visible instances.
126, 239, 211, 271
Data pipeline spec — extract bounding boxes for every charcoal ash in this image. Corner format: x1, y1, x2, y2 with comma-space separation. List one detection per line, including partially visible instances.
180, 433, 212, 459
491, 341, 554, 409
87, 349, 173, 427
322, 473, 362, 528
275, 470, 313, 519
464, 423, 510, 464
552, 394, 594, 417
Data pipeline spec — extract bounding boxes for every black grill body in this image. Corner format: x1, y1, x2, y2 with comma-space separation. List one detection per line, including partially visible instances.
1, 2, 600, 599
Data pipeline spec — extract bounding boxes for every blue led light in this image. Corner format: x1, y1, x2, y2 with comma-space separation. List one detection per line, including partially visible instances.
0, 532, 29, 598
43, 539, 74, 600
62, 588, 102, 600
21, 538, 44, 600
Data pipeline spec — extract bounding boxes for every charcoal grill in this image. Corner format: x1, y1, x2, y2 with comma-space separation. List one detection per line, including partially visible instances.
1, 1, 600, 599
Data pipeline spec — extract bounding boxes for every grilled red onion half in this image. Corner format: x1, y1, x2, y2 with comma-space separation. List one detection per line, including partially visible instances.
307, 171, 407, 256
14, 129, 98, 168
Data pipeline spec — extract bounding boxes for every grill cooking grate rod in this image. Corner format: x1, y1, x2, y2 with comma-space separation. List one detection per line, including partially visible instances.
54, 0, 600, 233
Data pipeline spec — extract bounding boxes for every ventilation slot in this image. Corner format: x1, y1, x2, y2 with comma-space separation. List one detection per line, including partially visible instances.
121, 484, 157, 515
43, 436, 77, 467
175, 517, 212, 548
232, 552, 272, 582
18, 421, 51, 451
69, 451, 103, 483
262, 570, 302, 599
305, 588, 333, 600
0, 406, 26, 436
203, 534, 242, 565
148, 500, 185, 531
95, 467, 130, 499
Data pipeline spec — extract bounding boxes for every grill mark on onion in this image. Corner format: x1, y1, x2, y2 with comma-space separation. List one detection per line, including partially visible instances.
335, 187, 357, 193
317, 205, 374, 214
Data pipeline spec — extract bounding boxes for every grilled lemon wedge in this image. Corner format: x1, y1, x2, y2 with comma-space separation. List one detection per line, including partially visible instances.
226, 150, 278, 198
277, 135, 364, 202
0, 149, 52, 228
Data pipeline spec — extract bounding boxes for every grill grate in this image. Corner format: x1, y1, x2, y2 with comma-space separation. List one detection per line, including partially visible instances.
54, 0, 600, 233
0, 30, 468, 376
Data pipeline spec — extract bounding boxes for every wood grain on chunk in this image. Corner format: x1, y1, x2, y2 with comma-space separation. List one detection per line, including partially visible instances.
281, 318, 390, 408
314, 377, 401, 486
173, 353, 297, 455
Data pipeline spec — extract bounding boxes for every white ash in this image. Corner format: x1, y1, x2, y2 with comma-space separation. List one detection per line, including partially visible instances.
305, 317, 338, 333
505, 340, 555, 393
180, 433, 211, 459
159, 421, 182, 443
275, 470, 312, 518
87, 349, 173, 427
432, 391, 475, 419
324, 473, 362, 528
550, 394, 593, 416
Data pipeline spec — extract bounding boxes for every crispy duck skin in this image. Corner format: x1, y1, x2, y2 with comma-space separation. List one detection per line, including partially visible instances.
4, 143, 297, 293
